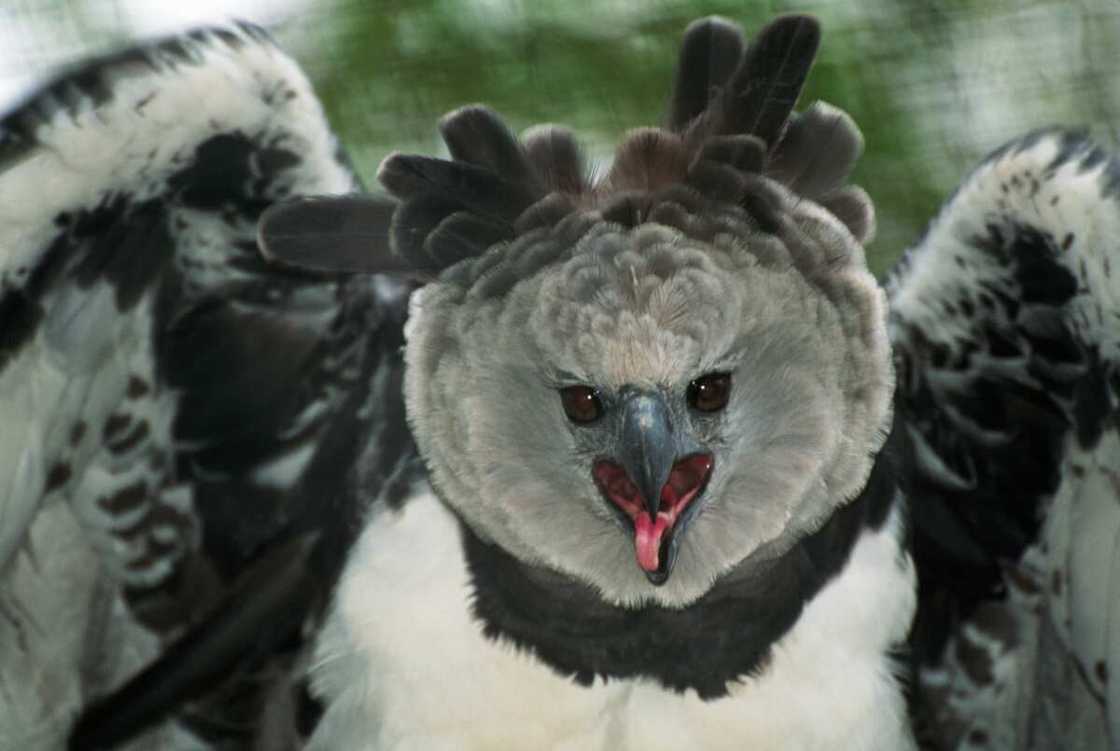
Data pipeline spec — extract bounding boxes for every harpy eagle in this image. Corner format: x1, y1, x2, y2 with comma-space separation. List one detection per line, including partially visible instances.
0, 13, 1116, 751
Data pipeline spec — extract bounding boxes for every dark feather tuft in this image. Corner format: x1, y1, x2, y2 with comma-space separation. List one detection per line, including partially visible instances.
258, 195, 407, 275
425, 212, 509, 268
265, 13, 856, 284
706, 14, 821, 148
603, 128, 689, 193
390, 193, 469, 271
377, 153, 536, 221
666, 17, 746, 132
438, 105, 538, 189
767, 102, 863, 199
521, 124, 588, 194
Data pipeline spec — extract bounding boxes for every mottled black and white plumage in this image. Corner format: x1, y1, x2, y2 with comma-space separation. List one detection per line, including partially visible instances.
889, 130, 1120, 750
0, 24, 416, 750
1, 12, 1117, 751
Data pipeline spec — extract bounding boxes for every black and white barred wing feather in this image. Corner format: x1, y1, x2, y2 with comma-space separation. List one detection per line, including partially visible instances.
0, 24, 414, 750
889, 131, 1120, 750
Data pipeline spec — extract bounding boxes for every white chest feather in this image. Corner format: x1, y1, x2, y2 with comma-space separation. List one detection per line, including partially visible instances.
310, 491, 917, 751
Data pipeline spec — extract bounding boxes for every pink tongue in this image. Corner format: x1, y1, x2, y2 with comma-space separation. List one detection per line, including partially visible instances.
634, 513, 671, 572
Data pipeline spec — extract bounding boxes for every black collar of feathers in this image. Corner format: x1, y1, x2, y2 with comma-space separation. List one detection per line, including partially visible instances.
461, 433, 899, 699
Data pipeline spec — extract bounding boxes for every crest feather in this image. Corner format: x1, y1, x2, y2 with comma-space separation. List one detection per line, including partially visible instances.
521, 124, 589, 194
260, 13, 871, 279
768, 102, 864, 201
666, 16, 746, 132
604, 128, 690, 193
439, 105, 539, 188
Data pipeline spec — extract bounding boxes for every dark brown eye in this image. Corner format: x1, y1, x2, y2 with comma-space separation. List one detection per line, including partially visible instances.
560, 385, 603, 424
687, 373, 731, 413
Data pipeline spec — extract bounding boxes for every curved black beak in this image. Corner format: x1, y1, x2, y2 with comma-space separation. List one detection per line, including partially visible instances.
593, 389, 713, 586
618, 390, 678, 520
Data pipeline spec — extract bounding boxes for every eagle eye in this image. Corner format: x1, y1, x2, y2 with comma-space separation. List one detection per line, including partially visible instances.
687, 373, 731, 413
560, 385, 603, 424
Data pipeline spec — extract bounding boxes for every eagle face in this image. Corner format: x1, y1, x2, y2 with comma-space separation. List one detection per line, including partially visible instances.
256, 14, 895, 609
405, 197, 893, 608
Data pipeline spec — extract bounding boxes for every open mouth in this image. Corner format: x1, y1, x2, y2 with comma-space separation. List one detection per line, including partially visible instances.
592, 453, 714, 584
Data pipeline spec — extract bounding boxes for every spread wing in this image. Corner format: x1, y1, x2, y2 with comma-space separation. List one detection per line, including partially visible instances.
0, 24, 417, 750
888, 130, 1120, 749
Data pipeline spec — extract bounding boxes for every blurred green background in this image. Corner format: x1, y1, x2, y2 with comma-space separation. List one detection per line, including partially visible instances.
2, 0, 1118, 273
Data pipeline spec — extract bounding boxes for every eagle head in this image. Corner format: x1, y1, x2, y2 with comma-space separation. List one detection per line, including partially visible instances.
261, 14, 893, 607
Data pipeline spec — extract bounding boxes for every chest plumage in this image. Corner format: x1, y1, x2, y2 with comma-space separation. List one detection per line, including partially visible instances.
310, 490, 916, 751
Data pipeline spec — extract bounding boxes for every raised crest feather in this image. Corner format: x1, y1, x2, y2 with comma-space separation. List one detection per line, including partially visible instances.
439, 105, 539, 188
721, 15, 820, 146
521, 124, 588, 194
682, 15, 821, 148
767, 102, 864, 201
604, 128, 690, 193
258, 195, 407, 275
259, 13, 865, 281
666, 17, 746, 132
